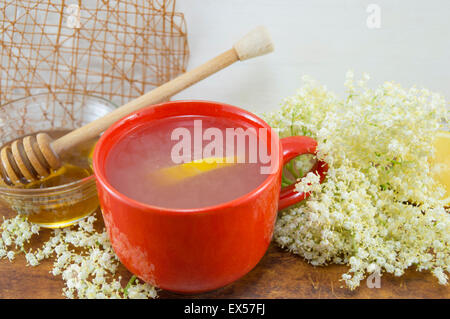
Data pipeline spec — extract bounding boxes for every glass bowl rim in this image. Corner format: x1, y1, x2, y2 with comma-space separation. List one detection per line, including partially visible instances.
0, 91, 118, 196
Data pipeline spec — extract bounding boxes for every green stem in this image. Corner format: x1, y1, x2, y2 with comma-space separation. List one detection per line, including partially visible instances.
286, 161, 300, 179
282, 174, 292, 185
123, 275, 137, 297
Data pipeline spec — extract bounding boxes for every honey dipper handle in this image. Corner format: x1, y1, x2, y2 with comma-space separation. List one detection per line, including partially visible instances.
51, 26, 274, 155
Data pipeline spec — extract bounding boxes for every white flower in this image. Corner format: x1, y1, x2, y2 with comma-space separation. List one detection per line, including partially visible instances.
6, 251, 15, 260
25, 252, 39, 266
54, 244, 66, 255
432, 267, 448, 285
264, 72, 449, 289
0, 213, 158, 299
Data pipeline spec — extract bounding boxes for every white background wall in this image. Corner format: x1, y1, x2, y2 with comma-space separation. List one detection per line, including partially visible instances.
174, 0, 450, 113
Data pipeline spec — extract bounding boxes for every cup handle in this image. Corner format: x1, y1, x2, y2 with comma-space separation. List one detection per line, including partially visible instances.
278, 136, 328, 210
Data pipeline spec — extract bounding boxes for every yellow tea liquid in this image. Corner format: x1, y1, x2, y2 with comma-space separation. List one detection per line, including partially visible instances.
0, 130, 99, 227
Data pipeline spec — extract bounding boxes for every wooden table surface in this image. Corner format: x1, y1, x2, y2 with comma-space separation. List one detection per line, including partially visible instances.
0, 206, 448, 299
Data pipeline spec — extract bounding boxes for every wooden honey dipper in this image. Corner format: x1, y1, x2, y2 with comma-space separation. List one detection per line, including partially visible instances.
0, 26, 274, 186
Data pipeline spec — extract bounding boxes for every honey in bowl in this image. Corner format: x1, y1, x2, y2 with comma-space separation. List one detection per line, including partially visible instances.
0, 130, 99, 228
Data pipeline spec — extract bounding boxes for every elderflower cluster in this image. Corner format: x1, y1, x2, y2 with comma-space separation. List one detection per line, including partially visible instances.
0, 215, 39, 260
263, 72, 449, 289
0, 215, 157, 299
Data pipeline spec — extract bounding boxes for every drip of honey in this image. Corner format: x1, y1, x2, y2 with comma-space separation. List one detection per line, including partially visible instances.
0, 130, 99, 228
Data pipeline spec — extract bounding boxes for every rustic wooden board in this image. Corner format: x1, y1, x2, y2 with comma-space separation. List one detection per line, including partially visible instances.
0, 205, 448, 299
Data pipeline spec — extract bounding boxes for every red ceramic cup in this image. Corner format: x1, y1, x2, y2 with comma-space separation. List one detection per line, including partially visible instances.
93, 100, 327, 294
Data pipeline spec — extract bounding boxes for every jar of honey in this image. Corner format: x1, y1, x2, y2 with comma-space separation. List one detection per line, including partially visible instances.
0, 92, 117, 228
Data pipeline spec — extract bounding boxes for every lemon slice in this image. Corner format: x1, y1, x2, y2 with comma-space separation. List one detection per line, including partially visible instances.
430, 130, 450, 206
151, 156, 239, 185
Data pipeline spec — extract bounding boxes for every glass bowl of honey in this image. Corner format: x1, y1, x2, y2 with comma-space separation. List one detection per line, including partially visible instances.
0, 92, 117, 228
